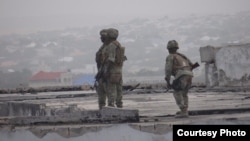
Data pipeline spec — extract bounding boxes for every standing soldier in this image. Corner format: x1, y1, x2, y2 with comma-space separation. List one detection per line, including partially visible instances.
95, 29, 109, 109
164, 40, 194, 118
95, 28, 126, 109
105, 28, 126, 108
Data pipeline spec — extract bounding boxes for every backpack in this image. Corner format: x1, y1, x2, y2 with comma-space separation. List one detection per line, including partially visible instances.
112, 41, 127, 66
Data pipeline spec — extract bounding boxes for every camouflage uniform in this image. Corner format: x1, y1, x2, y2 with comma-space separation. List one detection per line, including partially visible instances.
95, 28, 125, 109
104, 28, 125, 108
165, 40, 193, 118
95, 29, 109, 109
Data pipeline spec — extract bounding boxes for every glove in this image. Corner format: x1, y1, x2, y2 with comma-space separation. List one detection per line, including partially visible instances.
164, 77, 168, 82
164, 77, 172, 89
167, 81, 172, 89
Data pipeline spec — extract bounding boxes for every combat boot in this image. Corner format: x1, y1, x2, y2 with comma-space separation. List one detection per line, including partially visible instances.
175, 111, 181, 115
175, 108, 189, 118
99, 104, 105, 110
116, 105, 123, 108
116, 102, 123, 108
108, 103, 115, 107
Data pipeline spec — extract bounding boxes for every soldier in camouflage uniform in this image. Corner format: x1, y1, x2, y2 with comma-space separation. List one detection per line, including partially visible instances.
105, 28, 126, 108
95, 29, 109, 109
164, 40, 193, 118
95, 28, 126, 109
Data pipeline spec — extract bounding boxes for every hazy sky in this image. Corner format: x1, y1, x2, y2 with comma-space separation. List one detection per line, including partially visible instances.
0, 0, 250, 35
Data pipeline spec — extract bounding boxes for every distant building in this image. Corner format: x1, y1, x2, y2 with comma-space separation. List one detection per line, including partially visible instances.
29, 71, 72, 88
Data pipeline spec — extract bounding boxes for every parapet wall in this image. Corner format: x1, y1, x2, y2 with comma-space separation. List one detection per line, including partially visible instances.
200, 43, 250, 87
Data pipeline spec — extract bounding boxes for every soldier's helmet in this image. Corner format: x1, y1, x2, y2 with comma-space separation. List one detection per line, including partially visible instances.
107, 28, 119, 39
167, 40, 179, 49
100, 29, 108, 37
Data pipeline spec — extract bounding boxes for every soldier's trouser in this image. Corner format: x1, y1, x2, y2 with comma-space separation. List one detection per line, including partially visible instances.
106, 82, 116, 107
173, 75, 192, 111
96, 79, 107, 109
116, 81, 123, 108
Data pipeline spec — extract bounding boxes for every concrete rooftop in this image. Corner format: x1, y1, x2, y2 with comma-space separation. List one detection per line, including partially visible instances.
0, 86, 250, 140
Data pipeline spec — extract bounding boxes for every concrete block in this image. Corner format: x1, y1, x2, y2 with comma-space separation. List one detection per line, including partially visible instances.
0, 102, 9, 116
6, 107, 140, 125
8, 102, 46, 116
100, 107, 139, 122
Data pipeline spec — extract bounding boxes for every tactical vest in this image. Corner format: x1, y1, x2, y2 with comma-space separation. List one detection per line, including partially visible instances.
96, 46, 107, 65
173, 53, 191, 73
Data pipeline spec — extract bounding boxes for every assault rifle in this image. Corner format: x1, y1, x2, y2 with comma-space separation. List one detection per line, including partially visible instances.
127, 83, 140, 91
95, 56, 109, 84
191, 62, 200, 70
95, 67, 104, 82
94, 63, 106, 88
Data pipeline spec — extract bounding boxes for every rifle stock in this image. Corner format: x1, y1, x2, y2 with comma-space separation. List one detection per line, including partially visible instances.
95, 67, 104, 82
192, 62, 200, 70
128, 83, 140, 91
95, 56, 109, 83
